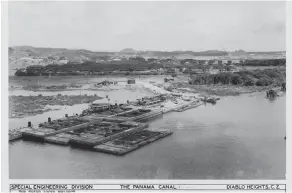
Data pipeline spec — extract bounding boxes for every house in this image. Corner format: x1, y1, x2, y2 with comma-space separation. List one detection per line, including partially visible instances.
222, 60, 228, 64
232, 60, 240, 64
174, 68, 180, 73
59, 60, 69, 64
166, 68, 176, 73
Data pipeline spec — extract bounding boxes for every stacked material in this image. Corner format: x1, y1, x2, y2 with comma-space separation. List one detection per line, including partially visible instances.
175, 101, 204, 112
69, 122, 149, 147
116, 108, 163, 122
94, 130, 173, 156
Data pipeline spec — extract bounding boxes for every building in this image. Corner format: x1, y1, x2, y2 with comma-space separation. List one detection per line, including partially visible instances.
127, 79, 136, 84
222, 60, 228, 64
232, 60, 240, 64
166, 68, 176, 73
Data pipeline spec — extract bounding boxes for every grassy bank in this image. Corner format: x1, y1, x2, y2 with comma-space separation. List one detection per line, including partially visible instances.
9, 95, 102, 118
189, 68, 285, 87
182, 68, 285, 96
173, 83, 280, 96
21, 83, 82, 91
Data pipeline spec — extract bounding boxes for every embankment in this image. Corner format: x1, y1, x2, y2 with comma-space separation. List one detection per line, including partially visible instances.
9, 95, 102, 118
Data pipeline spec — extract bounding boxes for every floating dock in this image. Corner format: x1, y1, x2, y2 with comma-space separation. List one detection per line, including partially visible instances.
44, 133, 77, 145
21, 117, 102, 141
10, 94, 209, 155
93, 130, 173, 156
69, 121, 149, 148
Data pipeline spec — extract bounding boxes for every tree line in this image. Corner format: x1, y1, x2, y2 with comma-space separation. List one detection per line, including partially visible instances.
189, 68, 286, 87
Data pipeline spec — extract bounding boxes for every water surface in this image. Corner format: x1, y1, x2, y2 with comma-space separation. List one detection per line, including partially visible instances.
9, 92, 285, 179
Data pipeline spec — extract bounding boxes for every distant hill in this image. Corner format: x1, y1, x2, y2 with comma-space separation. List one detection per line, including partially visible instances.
9, 46, 115, 73
138, 50, 228, 58
9, 46, 114, 59
9, 46, 68, 57
9, 46, 286, 75
120, 48, 136, 53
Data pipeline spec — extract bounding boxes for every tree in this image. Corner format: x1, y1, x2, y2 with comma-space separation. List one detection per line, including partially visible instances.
256, 77, 271, 86
224, 65, 233, 71
231, 74, 243, 85
243, 75, 256, 86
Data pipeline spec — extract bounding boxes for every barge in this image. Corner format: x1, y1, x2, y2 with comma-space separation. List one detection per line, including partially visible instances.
93, 129, 173, 156
175, 101, 204, 112
21, 116, 102, 141
10, 94, 215, 155
69, 121, 149, 148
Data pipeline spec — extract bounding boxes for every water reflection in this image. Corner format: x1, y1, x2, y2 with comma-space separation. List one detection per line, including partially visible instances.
268, 97, 277, 103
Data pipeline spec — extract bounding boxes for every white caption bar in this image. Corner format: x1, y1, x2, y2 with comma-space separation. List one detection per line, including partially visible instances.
10, 184, 286, 192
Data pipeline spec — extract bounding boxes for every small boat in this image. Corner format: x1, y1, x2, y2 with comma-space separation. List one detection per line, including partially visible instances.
206, 98, 217, 104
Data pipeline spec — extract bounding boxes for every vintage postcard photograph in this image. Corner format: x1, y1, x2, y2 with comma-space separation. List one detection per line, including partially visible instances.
1, 0, 288, 192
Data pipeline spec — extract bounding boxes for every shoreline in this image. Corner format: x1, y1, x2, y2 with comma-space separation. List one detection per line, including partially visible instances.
8, 75, 284, 122
9, 95, 103, 119
172, 83, 282, 96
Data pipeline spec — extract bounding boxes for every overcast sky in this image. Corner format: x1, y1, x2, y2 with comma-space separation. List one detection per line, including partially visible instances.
8, 1, 286, 52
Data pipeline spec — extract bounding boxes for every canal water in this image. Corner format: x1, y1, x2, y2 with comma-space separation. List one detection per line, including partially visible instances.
9, 92, 285, 179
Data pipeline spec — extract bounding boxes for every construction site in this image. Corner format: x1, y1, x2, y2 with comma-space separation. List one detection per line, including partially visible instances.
9, 93, 213, 156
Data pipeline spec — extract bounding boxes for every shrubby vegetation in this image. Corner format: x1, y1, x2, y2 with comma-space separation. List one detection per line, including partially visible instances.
189, 68, 285, 87
23, 84, 81, 91
242, 59, 286, 66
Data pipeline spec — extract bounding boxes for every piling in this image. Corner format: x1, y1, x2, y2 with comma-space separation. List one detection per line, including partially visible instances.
28, 121, 32, 127
48, 117, 51, 123
65, 114, 68, 118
